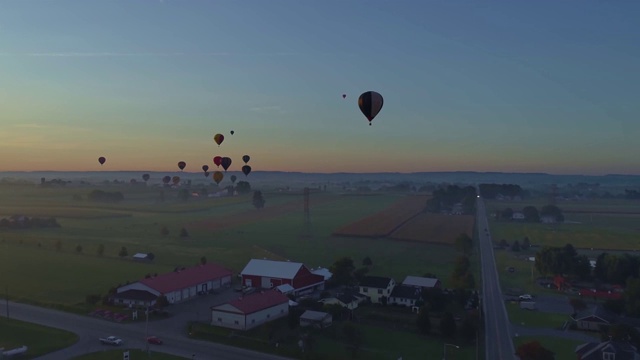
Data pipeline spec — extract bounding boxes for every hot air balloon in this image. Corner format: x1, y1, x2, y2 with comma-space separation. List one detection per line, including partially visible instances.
98, 156, 106, 165
213, 171, 223, 185
178, 161, 186, 171
172, 176, 180, 185
230, 175, 237, 184
342, 94, 347, 99
202, 165, 209, 172
162, 176, 171, 184
242, 165, 252, 177
204, 171, 210, 177
221, 157, 232, 171
358, 91, 384, 126
213, 156, 222, 168
213, 134, 224, 146
230, 130, 235, 135
142, 174, 150, 182
242, 155, 250, 164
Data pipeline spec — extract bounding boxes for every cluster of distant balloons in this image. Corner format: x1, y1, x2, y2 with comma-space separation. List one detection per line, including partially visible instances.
96, 90, 384, 184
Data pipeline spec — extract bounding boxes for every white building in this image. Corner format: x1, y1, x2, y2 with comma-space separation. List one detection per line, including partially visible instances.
115, 263, 233, 305
210, 290, 289, 330
359, 276, 396, 304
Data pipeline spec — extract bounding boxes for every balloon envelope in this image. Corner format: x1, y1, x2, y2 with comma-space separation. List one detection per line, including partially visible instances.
342, 94, 346, 99
142, 174, 150, 182
242, 165, 252, 176
213, 156, 222, 167
230, 130, 234, 135
213, 171, 224, 184
242, 155, 250, 164
204, 171, 210, 177
178, 161, 186, 171
162, 176, 171, 184
358, 91, 384, 125
202, 165, 209, 172
172, 176, 180, 185
213, 134, 224, 146
221, 157, 232, 171
230, 175, 237, 183
98, 156, 106, 165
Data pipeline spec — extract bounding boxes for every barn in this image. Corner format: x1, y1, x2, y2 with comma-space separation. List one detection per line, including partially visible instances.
240, 259, 325, 296
115, 263, 232, 305
210, 290, 289, 330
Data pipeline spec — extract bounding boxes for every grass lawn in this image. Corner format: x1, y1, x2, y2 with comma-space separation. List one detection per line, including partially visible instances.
513, 336, 584, 360
505, 302, 569, 328
0, 318, 78, 359
71, 349, 187, 360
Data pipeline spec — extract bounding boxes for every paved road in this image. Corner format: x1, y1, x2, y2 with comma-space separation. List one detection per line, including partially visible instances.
477, 197, 517, 360
0, 301, 291, 360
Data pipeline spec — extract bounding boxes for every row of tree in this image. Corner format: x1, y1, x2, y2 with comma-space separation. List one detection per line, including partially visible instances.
478, 183, 525, 199
425, 185, 477, 214
87, 189, 124, 203
535, 244, 591, 280
0, 216, 60, 229
497, 204, 564, 222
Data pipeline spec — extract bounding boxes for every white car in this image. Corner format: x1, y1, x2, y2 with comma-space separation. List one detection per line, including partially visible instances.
518, 294, 533, 301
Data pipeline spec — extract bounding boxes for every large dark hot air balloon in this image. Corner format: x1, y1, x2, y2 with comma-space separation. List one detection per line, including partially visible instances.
142, 173, 150, 182
177, 161, 186, 171
358, 91, 384, 126
242, 165, 252, 177
342, 94, 346, 99
202, 165, 209, 172
213, 134, 224, 146
172, 176, 180, 185
162, 176, 171, 184
230, 175, 237, 184
230, 130, 235, 135
242, 155, 250, 164
213, 156, 222, 168
213, 171, 223, 185
221, 157, 232, 171
98, 156, 106, 165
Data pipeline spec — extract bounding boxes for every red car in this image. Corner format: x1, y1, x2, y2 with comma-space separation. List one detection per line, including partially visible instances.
147, 336, 163, 345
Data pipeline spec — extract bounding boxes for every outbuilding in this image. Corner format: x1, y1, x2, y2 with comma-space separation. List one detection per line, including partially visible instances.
240, 259, 325, 296
210, 290, 289, 330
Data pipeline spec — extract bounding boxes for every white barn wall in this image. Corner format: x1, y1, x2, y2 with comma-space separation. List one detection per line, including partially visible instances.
244, 302, 289, 330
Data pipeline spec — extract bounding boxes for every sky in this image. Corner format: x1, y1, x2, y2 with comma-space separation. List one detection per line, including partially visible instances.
1, 0, 639, 175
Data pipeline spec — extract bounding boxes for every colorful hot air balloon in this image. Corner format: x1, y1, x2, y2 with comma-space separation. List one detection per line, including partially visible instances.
342, 94, 346, 99
242, 165, 252, 177
242, 155, 250, 164
172, 176, 180, 185
221, 157, 232, 171
162, 176, 171, 184
230, 175, 237, 184
213, 156, 222, 168
358, 91, 384, 126
230, 130, 235, 135
202, 165, 209, 172
213, 133, 224, 146
98, 156, 106, 165
213, 171, 223, 185
142, 174, 150, 182
178, 161, 186, 171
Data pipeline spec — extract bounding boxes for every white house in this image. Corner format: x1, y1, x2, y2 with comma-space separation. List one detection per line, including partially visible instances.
115, 263, 233, 305
210, 290, 289, 330
359, 276, 396, 304
512, 212, 525, 220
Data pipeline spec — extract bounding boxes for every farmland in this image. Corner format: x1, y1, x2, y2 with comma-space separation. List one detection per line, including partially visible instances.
390, 213, 475, 244
0, 318, 78, 358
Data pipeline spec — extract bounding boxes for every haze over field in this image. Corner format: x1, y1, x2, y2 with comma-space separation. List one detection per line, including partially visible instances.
1, 1, 639, 174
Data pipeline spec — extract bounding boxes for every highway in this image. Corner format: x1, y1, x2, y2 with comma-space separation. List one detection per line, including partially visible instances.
0, 301, 291, 360
477, 197, 516, 360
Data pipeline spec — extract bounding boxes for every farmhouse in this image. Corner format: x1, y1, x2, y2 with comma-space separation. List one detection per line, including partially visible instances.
402, 275, 441, 290
210, 290, 289, 330
359, 276, 396, 304
389, 285, 422, 307
571, 305, 617, 331
299, 310, 332, 329
575, 339, 640, 360
240, 259, 325, 296
115, 263, 232, 305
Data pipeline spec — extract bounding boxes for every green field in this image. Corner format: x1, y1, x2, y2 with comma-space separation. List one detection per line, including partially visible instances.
72, 349, 187, 360
505, 303, 569, 328
0, 318, 78, 359
0, 185, 467, 311
513, 336, 585, 360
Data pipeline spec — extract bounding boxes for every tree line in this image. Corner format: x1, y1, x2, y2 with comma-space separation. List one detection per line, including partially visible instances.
425, 185, 477, 214
497, 204, 564, 222
478, 183, 525, 199
0, 216, 60, 229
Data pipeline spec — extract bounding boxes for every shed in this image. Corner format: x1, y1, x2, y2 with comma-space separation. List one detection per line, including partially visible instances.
300, 310, 332, 329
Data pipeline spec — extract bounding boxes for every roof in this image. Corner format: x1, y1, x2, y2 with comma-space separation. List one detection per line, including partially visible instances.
359, 276, 394, 289
139, 263, 232, 294
241, 259, 304, 279
212, 290, 289, 315
576, 340, 639, 360
335, 291, 367, 305
112, 289, 157, 301
300, 310, 331, 322
133, 253, 149, 259
572, 305, 617, 323
276, 284, 295, 294
403, 276, 440, 288
311, 267, 333, 281
390, 285, 422, 300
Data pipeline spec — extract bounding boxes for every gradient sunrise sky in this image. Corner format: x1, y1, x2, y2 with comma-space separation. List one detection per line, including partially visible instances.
1, 1, 639, 174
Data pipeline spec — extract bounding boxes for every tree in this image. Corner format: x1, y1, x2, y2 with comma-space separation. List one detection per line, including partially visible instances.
522, 237, 531, 249
252, 191, 265, 209
451, 256, 475, 289
342, 323, 363, 358
569, 298, 587, 315
540, 204, 564, 222
235, 181, 251, 194
160, 226, 169, 236
439, 312, 457, 338
416, 307, 431, 334
200, 256, 207, 265
455, 233, 473, 255
329, 257, 356, 286
353, 267, 369, 283
511, 240, 521, 252
362, 256, 373, 267
625, 277, 640, 317
515, 341, 555, 360
118, 246, 128, 257
501, 208, 514, 220
499, 239, 509, 248
54, 240, 62, 252
97, 244, 105, 256
522, 206, 540, 222
461, 310, 479, 341
177, 188, 190, 202
180, 227, 189, 238
75, 244, 83, 254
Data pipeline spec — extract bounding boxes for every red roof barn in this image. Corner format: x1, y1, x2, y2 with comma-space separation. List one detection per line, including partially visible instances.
240, 259, 325, 296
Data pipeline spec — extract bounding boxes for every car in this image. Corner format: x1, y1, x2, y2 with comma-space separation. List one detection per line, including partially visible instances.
99, 336, 123, 346
147, 336, 163, 345
519, 294, 533, 301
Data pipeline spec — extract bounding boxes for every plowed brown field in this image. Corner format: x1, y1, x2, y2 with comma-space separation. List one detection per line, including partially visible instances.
332, 195, 429, 237
390, 213, 475, 244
